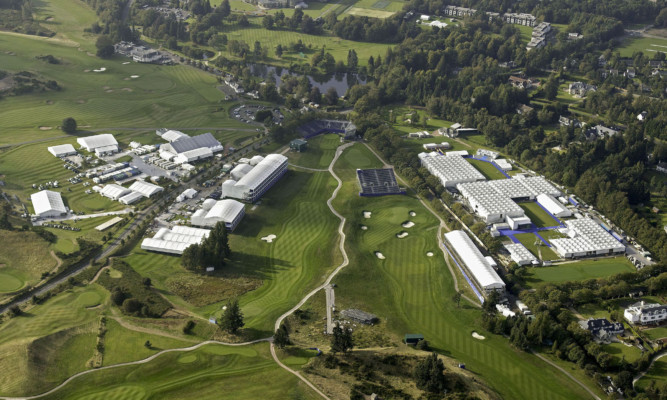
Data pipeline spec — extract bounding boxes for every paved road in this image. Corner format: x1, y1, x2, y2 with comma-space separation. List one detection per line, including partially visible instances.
33, 209, 132, 226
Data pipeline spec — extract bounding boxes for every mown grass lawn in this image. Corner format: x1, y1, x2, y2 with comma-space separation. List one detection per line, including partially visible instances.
285, 133, 340, 169
0, 230, 58, 296
467, 158, 507, 180
518, 201, 560, 227
524, 256, 635, 286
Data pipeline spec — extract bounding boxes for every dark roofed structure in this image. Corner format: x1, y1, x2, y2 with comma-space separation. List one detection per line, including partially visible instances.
340, 309, 378, 324
161, 132, 223, 155
578, 318, 624, 339
357, 168, 406, 196
297, 119, 357, 139
404, 333, 424, 345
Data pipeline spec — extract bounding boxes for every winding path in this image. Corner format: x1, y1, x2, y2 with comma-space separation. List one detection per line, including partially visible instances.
633, 350, 667, 387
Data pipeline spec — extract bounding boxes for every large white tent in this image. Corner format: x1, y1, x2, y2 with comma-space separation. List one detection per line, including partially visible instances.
536, 193, 571, 218
47, 144, 77, 157
550, 218, 625, 258
445, 230, 505, 295
141, 225, 210, 255
457, 181, 526, 223
418, 152, 485, 187
191, 199, 245, 230
129, 180, 163, 198
222, 154, 288, 203
100, 184, 131, 200
119, 191, 144, 205
77, 134, 118, 153
504, 243, 538, 265
31, 190, 67, 217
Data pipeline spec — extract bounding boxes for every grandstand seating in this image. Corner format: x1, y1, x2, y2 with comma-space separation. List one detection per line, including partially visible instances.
357, 168, 406, 196
298, 119, 357, 139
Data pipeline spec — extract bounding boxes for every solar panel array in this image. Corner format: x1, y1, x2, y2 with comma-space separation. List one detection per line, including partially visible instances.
357, 168, 405, 196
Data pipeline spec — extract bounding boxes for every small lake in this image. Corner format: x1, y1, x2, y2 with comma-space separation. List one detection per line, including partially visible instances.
247, 63, 367, 94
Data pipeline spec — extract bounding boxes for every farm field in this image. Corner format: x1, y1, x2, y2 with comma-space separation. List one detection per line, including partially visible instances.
467, 158, 507, 180
518, 201, 560, 228
0, 32, 249, 146
617, 35, 667, 57
329, 143, 593, 400
524, 256, 635, 286
126, 167, 341, 336
37, 342, 319, 400
0, 230, 58, 297
285, 133, 340, 169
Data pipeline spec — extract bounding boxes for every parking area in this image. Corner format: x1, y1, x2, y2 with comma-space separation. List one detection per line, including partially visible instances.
231, 104, 284, 125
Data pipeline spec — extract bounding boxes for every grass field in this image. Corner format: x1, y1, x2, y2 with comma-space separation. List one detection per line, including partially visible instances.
518, 202, 560, 228
36, 342, 319, 400
345, 7, 396, 18
603, 342, 642, 364
513, 233, 560, 261
643, 326, 667, 341
636, 356, 667, 390
126, 167, 341, 335
103, 319, 192, 365
618, 35, 667, 57
0, 230, 58, 295
285, 133, 340, 169
329, 143, 593, 400
467, 158, 507, 180
524, 257, 635, 286
44, 215, 125, 253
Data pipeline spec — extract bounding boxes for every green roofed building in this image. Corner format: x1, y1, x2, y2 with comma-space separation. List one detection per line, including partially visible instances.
404, 333, 424, 345
290, 138, 308, 152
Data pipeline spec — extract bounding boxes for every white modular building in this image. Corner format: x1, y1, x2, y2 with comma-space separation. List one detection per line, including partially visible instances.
445, 230, 505, 295
504, 243, 538, 265
173, 147, 213, 165
549, 218, 625, 258
48, 144, 77, 157
536, 193, 572, 218
494, 159, 512, 171
141, 225, 210, 255
128, 180, 164, 198
191, 199, 245, 230
506, 215, 532, 230
249, 155, 265, 166
221, 154, 288, 203
423, 142, 451, 151
159, 129, 190, 142
446, 150, 470, 157
31, 190, 67, 217
159, 132, 223, 157
418, 152, 485, 188
100, 184, 132, 200
176, 188, 198, 202
77, 134, 119, 153
457, 181, 526, 223
119, 191, 144, 205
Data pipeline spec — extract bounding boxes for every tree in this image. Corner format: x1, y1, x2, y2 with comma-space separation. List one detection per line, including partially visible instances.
144, 340, 152, 348
414, 352, 446, 393
262, 15, 274, 29
219, 299, 244, 334
330, 323, 353, 354
218, 0, 230, 18
452, 290, 462, 308
274, 322, 290, 348
61, 117, 77, 134
122, 298, 142, 314
275, 44, 283, 58
324, 87, 338, 106
347, 49, 358, 71
95, 35, 114, 58
182, 221, 231, 272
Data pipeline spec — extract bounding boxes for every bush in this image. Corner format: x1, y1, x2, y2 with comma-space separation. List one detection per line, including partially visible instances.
61, 117, 77, 134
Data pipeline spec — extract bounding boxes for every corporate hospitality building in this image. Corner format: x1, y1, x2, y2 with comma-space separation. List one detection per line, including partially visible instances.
418, 152, 485, 187
445, 230, 505, 296
221, 154, 288, 203
550, 219, 626, 258
191, 199, 245, 231
77, 134, 119, 155
158, 132, 223, 165
141, 225, 210, 255
47, 144, 77, 158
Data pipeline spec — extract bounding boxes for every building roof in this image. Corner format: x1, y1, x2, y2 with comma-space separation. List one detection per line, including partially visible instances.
445, 230, 505, 290
129, 180, 164, 197
141, 225, 210, 255
100, 184, 131, 200
161, 129, 190, 142
458, 181, 525, 217
174, 147, 213, 164
118, 191, 144, 204
204, 199, 245, 223
504, 243, 538, 264
550, 218, 625, 255
162, 133, 222, 154
48, 144, 76, 157
230, 163, 254, 180
536, 193, 570, 216
340, 309, 377, 322
418, 152, 485, 186
234, 154, 288, 192
77, 134, 118, 150
95, 216, 124, 231
31, 190, 67, 216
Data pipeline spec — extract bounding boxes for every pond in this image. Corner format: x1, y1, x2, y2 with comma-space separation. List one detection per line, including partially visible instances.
247, 63, 367, 94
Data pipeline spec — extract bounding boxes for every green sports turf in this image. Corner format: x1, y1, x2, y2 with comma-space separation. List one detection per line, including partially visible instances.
330, 143, 593, 400
0, 271, 24, 292
286, 133, 340, 169
524, 257, 635, 286
617, 36, 667, 57
518, 202, 560, 227
467, 158, 507, 180
37, 343, 320, 400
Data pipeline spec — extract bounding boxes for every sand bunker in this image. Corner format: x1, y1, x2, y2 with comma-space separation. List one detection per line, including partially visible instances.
83, 69, 90, 72
409, 211, 416, 217
363, 211, 372, 219
122, 61, 130, 65
261, 234, 276, 243
122, 88, 133, 92
426, 252, 434, 257
402, 221, 415, 228
93, 67, 106, 72
39, 126, 52, 130
396, 232, 409, 239
105, 89, 113, 93
375, 251, 385, 260
472, 332, 485, 340
360, 225, 368, 230
131, 75, 139, 78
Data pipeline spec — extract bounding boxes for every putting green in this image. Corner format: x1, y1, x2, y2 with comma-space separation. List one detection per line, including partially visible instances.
76, 291, 102, 308
0, 271, 24, 293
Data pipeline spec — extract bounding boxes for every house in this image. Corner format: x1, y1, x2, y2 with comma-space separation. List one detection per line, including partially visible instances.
509, 76, 535, 89
657, 162, 667, 174
516, 104, 534, 115
559, 116, 583, 128
587, 125, 621, 139
637, 111, 648, 121
404, 333, 425, 345
568, 32, 583, 40
568, 82, 597, 97
579, 318, 624, 339
624, 301, 667, 325
626, 67, 636, 79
